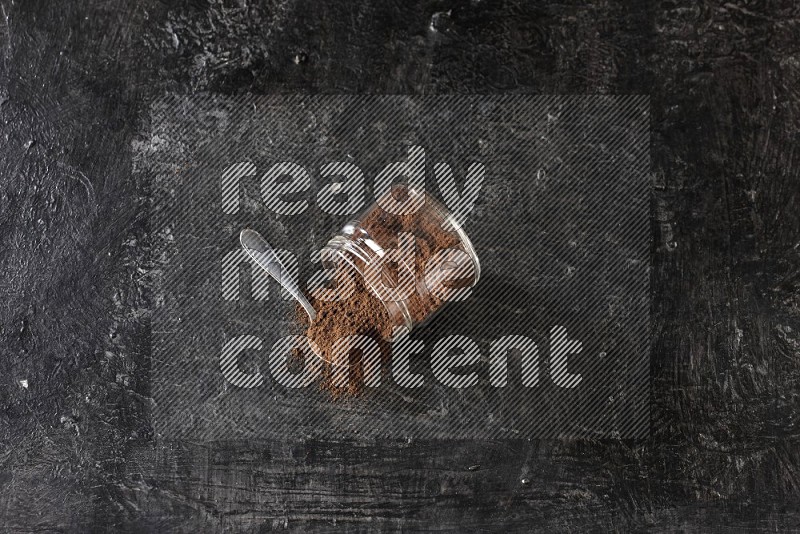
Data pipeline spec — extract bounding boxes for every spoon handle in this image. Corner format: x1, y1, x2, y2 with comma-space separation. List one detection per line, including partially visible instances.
239, 229, 317, 323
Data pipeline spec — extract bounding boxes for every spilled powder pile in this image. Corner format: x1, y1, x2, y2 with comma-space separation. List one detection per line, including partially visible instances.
296, 187, 471, 397
301, 276, 394, 398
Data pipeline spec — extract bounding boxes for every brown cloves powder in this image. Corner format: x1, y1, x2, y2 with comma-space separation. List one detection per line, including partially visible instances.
296, 188, 473, 397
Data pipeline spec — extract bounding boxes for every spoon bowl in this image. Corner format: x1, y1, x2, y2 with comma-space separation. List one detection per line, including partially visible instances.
239, 228, 317, 323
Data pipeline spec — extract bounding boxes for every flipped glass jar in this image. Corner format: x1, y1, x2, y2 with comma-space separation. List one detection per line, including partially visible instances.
321, 184, 481, 338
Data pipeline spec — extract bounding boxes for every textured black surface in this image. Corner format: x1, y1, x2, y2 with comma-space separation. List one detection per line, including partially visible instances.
1, 0, 799, 531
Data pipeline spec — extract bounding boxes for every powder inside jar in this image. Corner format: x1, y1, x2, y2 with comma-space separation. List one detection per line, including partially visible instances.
297, 186, 476, 396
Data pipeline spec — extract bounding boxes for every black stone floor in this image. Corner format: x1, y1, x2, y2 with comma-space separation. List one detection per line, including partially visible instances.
1, 1, 799, 531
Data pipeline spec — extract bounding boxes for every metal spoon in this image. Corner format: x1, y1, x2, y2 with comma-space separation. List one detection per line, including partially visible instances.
239, 229, 317, 323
